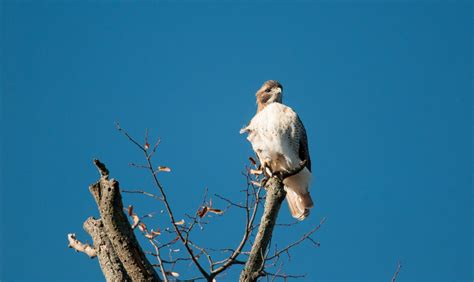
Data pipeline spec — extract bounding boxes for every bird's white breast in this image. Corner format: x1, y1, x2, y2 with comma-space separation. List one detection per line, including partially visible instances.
246, 103, 300, 171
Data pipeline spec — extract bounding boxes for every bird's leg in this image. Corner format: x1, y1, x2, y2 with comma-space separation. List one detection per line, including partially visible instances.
275, 171, 285, 181
277, 159, 308, 181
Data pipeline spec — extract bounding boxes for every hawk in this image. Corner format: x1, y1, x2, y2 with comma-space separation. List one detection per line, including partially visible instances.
240, 80, 314, 220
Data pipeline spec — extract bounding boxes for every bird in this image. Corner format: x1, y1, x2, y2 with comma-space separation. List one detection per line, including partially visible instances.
240, 80, 314, 220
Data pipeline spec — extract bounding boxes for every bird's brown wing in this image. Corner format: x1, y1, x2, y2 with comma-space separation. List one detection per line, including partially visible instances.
297, 115, 311, 172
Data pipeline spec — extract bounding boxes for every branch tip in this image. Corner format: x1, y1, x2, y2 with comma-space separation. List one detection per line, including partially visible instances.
93, 159, 109, 178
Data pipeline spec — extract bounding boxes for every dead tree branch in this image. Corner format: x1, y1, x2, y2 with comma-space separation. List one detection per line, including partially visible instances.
67, 233, 97, 258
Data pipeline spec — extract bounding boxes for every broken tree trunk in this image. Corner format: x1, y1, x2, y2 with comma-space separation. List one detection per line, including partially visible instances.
68, 160, 160, 282
89, 159, 160, 281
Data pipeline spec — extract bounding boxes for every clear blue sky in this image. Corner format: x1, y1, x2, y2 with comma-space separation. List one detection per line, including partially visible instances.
1, 1, 472, 281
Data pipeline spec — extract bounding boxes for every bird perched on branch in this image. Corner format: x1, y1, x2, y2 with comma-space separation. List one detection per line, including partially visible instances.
240, 80, 314, 220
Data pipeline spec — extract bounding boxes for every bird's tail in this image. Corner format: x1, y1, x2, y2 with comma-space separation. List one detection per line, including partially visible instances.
284, 168, 313, 221
285, 190, 313, 220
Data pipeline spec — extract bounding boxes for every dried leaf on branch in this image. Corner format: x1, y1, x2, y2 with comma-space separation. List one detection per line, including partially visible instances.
174, 219, 185, 225
158, 166, 171, 172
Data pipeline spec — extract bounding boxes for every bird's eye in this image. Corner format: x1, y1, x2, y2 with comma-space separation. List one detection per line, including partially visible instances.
265, 88, 272, 93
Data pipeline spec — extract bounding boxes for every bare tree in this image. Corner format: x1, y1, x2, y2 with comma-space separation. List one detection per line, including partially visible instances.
68, 126, 324, 281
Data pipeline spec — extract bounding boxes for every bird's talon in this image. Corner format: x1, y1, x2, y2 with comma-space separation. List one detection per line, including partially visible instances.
264, 166, 273, 177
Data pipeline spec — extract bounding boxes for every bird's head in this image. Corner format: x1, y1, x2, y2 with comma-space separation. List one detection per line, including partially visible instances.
256, 80, 283, 112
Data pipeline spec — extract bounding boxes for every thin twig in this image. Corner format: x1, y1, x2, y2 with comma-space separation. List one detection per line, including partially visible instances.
149, 239, 169, 282
391, 261, 402, 282
264, 270, 306, 280
265, 217, 326, 261
214, 194, 246, 209
121, 189, 164, 201
116, 123, 145, 152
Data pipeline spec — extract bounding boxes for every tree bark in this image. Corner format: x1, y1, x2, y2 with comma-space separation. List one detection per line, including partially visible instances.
239, 177, 286, 282
89, 159, 161, 282
83, 217, 131, 282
